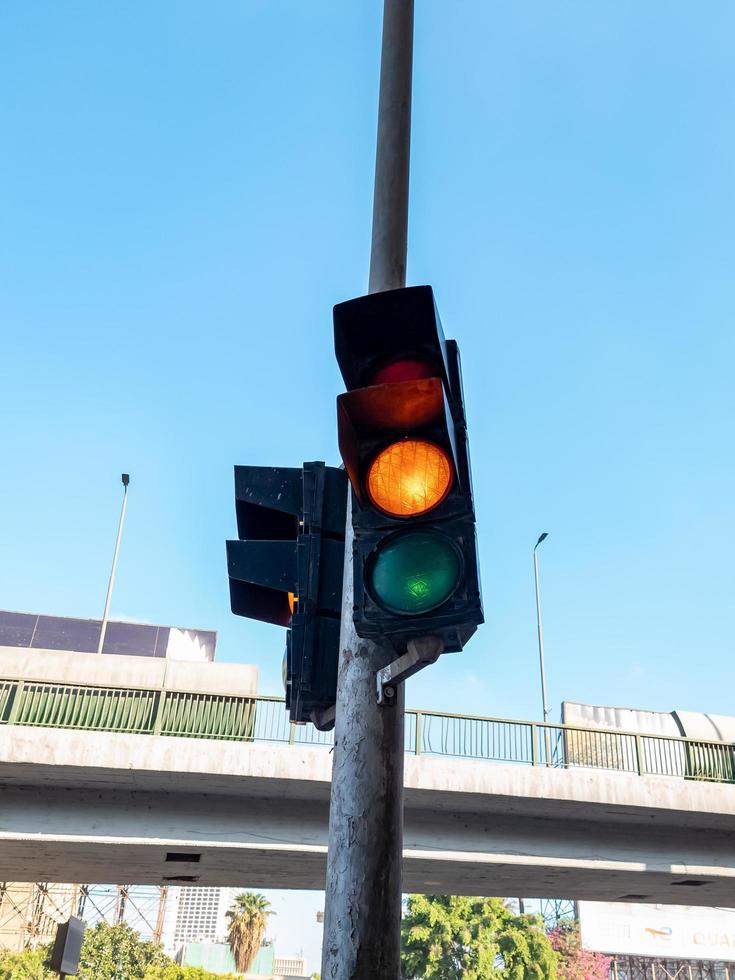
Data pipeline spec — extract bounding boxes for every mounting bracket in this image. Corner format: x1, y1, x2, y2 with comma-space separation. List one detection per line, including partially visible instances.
376, 636, 444, 705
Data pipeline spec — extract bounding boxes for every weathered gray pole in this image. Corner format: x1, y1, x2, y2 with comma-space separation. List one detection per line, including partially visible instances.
368, 0, 414, 295
321, 2, 414, 978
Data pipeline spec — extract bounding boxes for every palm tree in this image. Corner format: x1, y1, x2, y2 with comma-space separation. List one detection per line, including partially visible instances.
226, 892, 274, 974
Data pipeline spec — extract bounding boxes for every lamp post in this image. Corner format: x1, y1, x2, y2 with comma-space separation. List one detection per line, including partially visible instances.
97, 474, 130, 655
533, 532, 550, 722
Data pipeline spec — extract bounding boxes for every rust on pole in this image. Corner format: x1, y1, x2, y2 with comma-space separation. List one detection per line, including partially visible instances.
321, 2, 414, 977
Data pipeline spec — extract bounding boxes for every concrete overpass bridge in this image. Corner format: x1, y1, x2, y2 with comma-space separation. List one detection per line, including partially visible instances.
0, 648, 734, 906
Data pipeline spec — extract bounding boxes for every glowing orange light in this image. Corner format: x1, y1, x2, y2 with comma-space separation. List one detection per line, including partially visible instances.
288, 592, 297, 615
366, 439, 453, 517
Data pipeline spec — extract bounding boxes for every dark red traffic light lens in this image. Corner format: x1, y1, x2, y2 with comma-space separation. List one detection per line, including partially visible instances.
370, 358, 436, 385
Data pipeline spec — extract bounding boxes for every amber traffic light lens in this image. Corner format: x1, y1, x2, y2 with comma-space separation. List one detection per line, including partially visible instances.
366, 439, 453, 517
288, 592, 297, 615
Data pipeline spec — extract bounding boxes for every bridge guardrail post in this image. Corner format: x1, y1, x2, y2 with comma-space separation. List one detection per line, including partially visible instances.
7, 681, 24, 725
531, 722, 538, 766
152, 691, 166, 736
543, 724, 552, 767
415, 711, 422, 755
634, 734, 643, 776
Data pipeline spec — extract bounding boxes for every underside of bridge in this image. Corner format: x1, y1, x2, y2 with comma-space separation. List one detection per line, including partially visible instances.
0, 726, 733, 905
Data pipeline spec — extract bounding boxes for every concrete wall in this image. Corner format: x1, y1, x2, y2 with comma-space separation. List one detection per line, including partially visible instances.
0, 646, 258, 697
562, 701, 682, 737
563, 700, 735, 742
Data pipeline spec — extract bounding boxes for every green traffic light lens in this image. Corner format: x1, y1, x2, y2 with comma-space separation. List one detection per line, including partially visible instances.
367, 530, 462, 615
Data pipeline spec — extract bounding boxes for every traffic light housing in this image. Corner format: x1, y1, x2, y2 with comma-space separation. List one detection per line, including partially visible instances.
50, 917, 85, 976
334, 285, 482, 653
226, 462, 346, 728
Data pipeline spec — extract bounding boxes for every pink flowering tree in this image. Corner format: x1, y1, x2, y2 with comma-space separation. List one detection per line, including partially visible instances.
549, 923, 611, 980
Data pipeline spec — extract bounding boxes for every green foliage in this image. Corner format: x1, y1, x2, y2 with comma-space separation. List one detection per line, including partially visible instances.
0, 928, 237, 980
226, 891, 274, 973
0, 945, 55, 980
401, 895, 557, 980
143, 964, 239, 979
76, 922, 168, 980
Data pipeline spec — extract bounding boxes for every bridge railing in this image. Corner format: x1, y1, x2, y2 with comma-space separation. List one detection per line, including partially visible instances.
1, 679, 733, 783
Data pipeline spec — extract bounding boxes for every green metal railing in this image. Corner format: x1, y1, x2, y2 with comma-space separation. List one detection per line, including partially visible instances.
0, 679, 733, 784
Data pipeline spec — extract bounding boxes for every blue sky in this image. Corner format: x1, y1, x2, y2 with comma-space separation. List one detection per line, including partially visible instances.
2, 0, 734, 731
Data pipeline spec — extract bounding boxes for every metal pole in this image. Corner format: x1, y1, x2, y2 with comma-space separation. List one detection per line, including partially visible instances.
533, 534, 550, 722
96, 474, 130, 654
321, 2, 413, 977
368, 0, 413, 295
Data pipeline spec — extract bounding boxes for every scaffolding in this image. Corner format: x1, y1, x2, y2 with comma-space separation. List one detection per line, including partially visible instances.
540, 898, 577, 929
0, 883, 79, 952
0, 883, 168, 952
77, 884, 169, 943
612, 955, 734, 980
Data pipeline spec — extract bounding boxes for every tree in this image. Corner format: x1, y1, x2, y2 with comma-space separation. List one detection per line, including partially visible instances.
0, 945, 55, 980
225, 891, 274, 974
76, 922, 167, 980
401, 895, 557, 980
549, 922, 611, 980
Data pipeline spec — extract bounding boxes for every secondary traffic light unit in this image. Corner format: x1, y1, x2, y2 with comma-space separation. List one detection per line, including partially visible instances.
226, 462, 346, 728
334, 284, 483, 656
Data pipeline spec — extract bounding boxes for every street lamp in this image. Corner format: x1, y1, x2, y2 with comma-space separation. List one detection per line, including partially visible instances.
533, 532, 550, 723
96, 474, 130, 655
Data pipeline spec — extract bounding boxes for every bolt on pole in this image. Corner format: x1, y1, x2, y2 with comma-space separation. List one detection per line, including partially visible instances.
321, 2, 414, 978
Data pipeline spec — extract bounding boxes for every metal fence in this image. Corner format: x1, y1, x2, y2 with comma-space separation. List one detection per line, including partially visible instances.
1, 679, 733, 784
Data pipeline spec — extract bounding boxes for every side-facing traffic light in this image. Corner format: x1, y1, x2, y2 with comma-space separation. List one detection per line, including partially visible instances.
333, 285, 482, 653
226, 462, 346, 728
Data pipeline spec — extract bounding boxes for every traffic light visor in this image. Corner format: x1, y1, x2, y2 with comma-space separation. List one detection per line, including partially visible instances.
337, 377, 458, 506
334, 286, 450, 393
367, 529, 462, 615
367, 439, 453, 517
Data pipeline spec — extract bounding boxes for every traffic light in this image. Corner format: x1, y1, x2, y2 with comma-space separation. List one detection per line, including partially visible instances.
334, 285, 482, 653
50, 916, 85, 976
226, 462, 346, 728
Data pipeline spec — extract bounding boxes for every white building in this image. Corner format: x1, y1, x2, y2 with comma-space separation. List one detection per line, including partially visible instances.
167, 887, 240, 953
273, 957, 308, 976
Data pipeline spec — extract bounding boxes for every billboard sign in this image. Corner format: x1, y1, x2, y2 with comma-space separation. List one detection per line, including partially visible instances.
0, 610, 216, 662
579, 902, 735, 962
